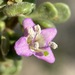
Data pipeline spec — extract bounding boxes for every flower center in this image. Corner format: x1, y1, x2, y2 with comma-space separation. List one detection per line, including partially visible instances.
27, 25, 58, 56
27, 25, 46, 53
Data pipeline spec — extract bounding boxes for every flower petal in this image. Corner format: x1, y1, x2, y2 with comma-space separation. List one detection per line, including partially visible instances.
41, 28, 57, 44
23, 18, 35, 29
14, 36, 32, 57
34, 47, 55, 63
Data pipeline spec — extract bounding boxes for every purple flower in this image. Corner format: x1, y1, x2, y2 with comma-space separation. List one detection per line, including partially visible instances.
14, 18, 58, 63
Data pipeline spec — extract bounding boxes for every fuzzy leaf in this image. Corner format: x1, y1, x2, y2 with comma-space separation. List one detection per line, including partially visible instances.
37, 2, 58, 19
23, 0, 36, 3
52, 3, 71, 24
3, 2, 35, 17
34, 19, 55, 28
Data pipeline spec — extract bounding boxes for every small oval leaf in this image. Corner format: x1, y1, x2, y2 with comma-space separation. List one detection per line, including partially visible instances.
37, 2, 58, 19
52, 3, 71, 24
34, 19, 55, 28
3, 2, 35, 17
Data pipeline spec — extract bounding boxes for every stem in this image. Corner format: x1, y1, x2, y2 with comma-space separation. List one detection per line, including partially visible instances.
28, 11, 41, 19
0, 32, 6, 61
0, 47, 5, 61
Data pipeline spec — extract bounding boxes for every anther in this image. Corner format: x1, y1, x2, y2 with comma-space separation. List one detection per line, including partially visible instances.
34, 25, 41, 34
49, 42, 58, 49
34, 42, 39, 49
28, 27, 36, 38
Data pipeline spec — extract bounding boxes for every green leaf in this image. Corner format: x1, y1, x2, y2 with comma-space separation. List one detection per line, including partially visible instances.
23, 0, 36, 3
0, 0, 3, 5
0, 12, 7, 20
44, 51, 49, 56
37, 2, 58, 19
6, 28, 20, 44
1, 30, 10, 56
18, 15, 26, 24
34, 19, 55, 28
0, 20, 5, 32
15, 0, 23, 3
3, 2, 35, 17
52, 3, 71, 24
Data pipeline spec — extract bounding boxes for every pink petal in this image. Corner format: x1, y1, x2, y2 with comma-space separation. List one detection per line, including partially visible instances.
34, 47, 55, 63
14, 36, 33, 57
23, 18, 35, 29
41, 28, 57, 44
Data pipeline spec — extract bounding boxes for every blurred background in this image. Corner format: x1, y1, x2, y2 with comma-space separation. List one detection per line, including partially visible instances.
20, 0, 75, 75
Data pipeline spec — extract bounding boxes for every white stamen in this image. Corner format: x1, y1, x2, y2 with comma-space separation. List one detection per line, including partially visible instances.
31, 49, 35, 52
28, 27, 36, 38
34, 25, 41, 34
34, 42, 39, 49
49, 42, 58, 49
30, 42, 40, 52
